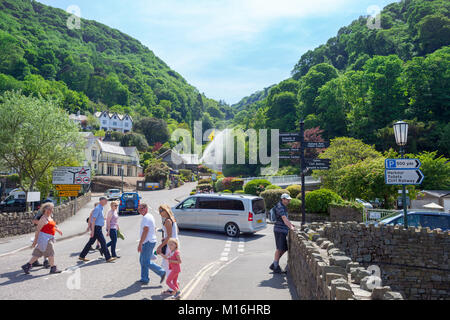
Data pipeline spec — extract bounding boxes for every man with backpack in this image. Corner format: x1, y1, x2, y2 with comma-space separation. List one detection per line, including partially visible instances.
269, 193, 295, 273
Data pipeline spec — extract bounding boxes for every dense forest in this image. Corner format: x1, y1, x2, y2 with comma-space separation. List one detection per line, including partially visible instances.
0, 0, 234, 135
233, 0, 449, 157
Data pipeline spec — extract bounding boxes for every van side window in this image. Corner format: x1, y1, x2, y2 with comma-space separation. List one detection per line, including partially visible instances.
219, 200, 245, 211
422, 215, 449, 230
198, 198, 221, 210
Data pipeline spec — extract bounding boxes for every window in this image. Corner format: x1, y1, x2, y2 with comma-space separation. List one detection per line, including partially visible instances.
390, 214, 421, 227
113, 122, 118, 126
91, 150, 97, 158
179, 197, 197, 209
125, 122, 128, 127
421, 215, 449, 230
198, 198, 221, 210
252, 199, 265, 214
107, 166, 114, 176
219, 199, 245, 211
102, 121, 107, 125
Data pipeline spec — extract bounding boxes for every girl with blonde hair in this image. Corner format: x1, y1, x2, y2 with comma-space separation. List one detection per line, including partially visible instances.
156, 204, 179, 278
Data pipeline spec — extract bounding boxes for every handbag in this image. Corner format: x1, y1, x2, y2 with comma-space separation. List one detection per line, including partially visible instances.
117, 229, 125, 240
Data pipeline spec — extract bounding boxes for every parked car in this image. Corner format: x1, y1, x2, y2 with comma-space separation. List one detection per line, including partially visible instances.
172, 194, 267, 237
105, 189, 121, 200
0, 198, 41, 213
118, 192, 140, 215
355, 198, 373, 209
379, 211, 450, 231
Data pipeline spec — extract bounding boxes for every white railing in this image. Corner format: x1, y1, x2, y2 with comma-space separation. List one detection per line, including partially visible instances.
242, 175, 320, 185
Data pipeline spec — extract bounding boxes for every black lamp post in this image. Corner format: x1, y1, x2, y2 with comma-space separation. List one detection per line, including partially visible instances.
393, 121, 409, 228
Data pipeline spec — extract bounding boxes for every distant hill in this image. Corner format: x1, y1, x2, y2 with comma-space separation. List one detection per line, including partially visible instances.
0, 0, 232, 127
232, 85, 274, 111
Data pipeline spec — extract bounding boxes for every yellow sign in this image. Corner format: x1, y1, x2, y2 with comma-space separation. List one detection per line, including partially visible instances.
58, 190, 79, 197
55, 185, 81, 191
208, 130, 215, 142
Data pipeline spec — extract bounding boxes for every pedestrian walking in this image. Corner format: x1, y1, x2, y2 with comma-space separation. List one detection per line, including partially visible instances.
78, 197, 115, 263
160, 238, 182, 299
31, 199, 53, 269
137, 203, 166, 285
269, 193, 295, 273
106, 201, 120, 258
156, 204, 179, 275
21, 202, 63, 274
86, 202, 101, 252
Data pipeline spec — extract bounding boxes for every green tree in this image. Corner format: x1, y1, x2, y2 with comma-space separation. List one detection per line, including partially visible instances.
133, 117, 170, 145
0, 91, 85, 194
315, 137, 381, 190
412, 151, 450, 190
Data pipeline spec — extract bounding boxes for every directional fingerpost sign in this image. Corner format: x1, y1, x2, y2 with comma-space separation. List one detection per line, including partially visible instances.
52, 166, 91, 185
385, 169, 424, 185
305, 158, 331, 170
385, 159, 421, 169
279, 148, 300, 153
279, 155, 301, 160
305, 141, 330, 149
279, 132, 300, 143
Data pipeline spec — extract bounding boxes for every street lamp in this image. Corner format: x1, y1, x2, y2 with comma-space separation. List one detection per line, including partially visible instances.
393, 121, 409, 228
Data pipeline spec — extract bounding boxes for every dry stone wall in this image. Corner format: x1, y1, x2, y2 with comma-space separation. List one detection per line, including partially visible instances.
0, 193, 91, 238
288, 225, 404, 300
320, 222, 449, 300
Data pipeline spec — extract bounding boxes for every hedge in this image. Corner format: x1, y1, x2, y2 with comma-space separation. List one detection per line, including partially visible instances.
230, 178, 244, 192
305, 189, 343, 214
259, 189, 290, 211
222, 189, 232, 193
288, 198, 302, 214
199, 178, 212, 184
234, 190, 245, 194
329, 200, 364, 214
286, 185, 302, 198
243, 179, 272, 195
266, 184, 281, 190
197, 183, 213, 192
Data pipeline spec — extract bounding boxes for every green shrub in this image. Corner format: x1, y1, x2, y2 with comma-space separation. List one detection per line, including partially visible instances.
197, 183, 213, 192
286, 185, 302, 198
329, 200, 364, 214
259, 189, 290, 211
244, 179, 272, 195
222, 189, 232, 193
190, 191, 196, 195
234, 190, 245, 194
306, 189, 343, 214
288, 198, 302, 214
199, 178, 212, 184
266, 184, 281, 190
230, 178, 244, 191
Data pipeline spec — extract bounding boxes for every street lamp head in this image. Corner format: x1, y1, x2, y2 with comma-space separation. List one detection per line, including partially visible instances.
393, 121, 408, 146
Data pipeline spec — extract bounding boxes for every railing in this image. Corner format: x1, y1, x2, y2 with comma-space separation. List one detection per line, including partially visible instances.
242, 175, 321, 185
363, 209, 400, 223
98, 157, 138, 166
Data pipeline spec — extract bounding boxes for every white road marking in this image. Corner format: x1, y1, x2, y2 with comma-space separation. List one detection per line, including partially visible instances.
220, 257, 228, 262
211, 256, 239, 277
221, 252, 229, 257
223, 247, 230, 252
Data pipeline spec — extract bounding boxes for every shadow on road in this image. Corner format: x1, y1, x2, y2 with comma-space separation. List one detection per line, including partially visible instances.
103, 281, 162, 299
179, 229, 266, 242
0, 268, 51, 286
258, 272, 299, 300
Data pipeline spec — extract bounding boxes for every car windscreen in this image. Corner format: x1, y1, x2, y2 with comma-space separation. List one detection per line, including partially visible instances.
109, 189, 120, 193
252, 199, 265, 214
122, 193, 138, 200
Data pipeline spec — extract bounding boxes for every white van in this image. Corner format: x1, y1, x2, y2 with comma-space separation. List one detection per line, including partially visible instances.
172, 194, 267, 237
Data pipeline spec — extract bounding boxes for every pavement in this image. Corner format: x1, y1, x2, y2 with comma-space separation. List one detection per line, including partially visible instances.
0, 182, 298, 300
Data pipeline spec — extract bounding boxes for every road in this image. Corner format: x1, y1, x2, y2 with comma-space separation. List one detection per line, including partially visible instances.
0, 183, 297, 300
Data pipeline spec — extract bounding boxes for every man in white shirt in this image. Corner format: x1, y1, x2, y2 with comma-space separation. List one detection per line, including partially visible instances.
137, 203, 166, 285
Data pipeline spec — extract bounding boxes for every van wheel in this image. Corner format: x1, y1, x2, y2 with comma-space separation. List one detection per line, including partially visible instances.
225, 223, 240, 237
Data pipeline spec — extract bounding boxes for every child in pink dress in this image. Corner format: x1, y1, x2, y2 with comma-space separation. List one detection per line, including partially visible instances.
161, 238, 182, 299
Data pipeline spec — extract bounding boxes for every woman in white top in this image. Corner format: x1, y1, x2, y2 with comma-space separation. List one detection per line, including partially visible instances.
156, 204, 179, 275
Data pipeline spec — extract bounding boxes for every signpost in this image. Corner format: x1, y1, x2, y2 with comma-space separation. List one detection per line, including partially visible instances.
305, 158, 331, 170
52, 166, 91, 185
305, 141, 330, 149
385, 169, 424, 185
57, 190, 79, 197
279, 130, 331, 226
55, 185, 81, 191
385, 159, 421, 169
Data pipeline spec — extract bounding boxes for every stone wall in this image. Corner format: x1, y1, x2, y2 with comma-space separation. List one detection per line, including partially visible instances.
290, 213, 329, 223
0, 193, 91, 238
329, 206, 362, 223
288, 225, 404, 300
321, 222, 449, 300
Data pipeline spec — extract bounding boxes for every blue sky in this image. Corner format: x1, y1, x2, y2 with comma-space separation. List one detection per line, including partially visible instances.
39, 0, 395, 104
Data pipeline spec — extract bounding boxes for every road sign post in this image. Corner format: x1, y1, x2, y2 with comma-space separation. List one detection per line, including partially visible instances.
299, 122, 306, 226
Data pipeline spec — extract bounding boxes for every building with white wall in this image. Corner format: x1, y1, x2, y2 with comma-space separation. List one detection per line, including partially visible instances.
95, 111, 133, 133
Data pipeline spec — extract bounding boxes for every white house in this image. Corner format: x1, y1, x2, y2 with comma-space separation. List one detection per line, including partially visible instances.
94, 111, 133, 133
82, 133, 142, 177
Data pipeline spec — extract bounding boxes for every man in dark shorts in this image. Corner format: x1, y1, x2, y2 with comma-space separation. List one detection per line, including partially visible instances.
31, 199, 53, 268
270, 193, 295, 273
